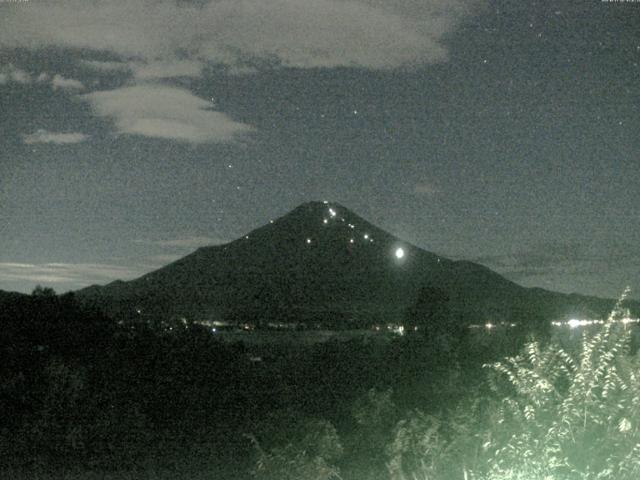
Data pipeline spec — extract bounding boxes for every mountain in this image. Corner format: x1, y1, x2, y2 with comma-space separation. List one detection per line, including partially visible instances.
76, 202, 629, 327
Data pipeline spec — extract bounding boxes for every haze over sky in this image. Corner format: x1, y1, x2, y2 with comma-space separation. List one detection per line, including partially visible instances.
1, 0, 638, 299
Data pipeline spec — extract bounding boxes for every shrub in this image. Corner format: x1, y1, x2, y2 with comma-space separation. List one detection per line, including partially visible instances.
248, 418, 343, 480
479, 288, 640, 480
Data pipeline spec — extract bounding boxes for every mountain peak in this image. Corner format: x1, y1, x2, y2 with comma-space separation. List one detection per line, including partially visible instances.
284, 200, 348, 219
76, 201, 627, 326
250, 200, 395, 250
280, 201, 375, 229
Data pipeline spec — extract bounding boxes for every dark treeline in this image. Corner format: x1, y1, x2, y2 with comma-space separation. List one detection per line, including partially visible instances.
5, 287, 635, 479
0, 286, 526, 479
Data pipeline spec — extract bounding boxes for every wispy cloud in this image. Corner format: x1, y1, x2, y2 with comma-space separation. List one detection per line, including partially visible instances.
51, 74, 84, 90
80, 60, 130, 72
134, 235, 228, 248
82, 84, 252, 143
82, 59, 201, 80
1, 66, 84, 91
0, 262, 144, 286
146, 254, 184, 265
472, 241, 640, 281
131, 60, 202, 80
23, 129, 89, 145
0, 63, 30, 84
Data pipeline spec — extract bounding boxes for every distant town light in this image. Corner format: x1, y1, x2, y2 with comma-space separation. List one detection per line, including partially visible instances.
329, 208, 337, 217
567, 319, 582, 329
364, 234, 369, 239
395, 247, 405, 259
323, 218, 328, 224
552, 315, 639, 328
306, 238, 312, 244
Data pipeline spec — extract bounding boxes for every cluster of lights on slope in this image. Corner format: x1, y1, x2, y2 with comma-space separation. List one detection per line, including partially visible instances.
314, 204, 377, 247
255, 202, 401, 258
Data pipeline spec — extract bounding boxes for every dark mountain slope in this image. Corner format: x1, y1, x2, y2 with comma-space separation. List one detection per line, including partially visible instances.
77, 202, 632, 327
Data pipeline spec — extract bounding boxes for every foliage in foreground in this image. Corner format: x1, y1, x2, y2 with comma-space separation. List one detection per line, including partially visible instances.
388, 288, 640, 480
248, 419, 343, 480
478, 288, 640, 480
5, 286, 640, 480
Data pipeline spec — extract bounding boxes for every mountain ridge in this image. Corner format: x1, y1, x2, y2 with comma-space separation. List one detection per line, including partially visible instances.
76, 201, 633, 327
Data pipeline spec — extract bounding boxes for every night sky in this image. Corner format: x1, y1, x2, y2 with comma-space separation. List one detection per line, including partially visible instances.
1, 0, 638, 299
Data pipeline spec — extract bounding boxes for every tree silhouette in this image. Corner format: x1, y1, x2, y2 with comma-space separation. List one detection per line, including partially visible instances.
31, 285, 57, 298
405, 286, 463, 355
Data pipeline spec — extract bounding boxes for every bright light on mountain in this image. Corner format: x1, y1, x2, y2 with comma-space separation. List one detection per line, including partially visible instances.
395, 247, 405, 259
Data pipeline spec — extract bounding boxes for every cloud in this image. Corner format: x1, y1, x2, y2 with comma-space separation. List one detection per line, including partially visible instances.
473, 242, 592, 279
472, 241, 640, 282
134, 235, 228, 248
0, 262, 144, 286
0, 0, 477, 143
51, 74, 85, 90
81, 84, 252, 143
80, 60, 130, 72
83, 59, 201, 79
146, 254, 184, 264
23, 129, 89, 144
0, 63, 30, 84
131, 60, 202, 80
0, 66, 85, 91
0, 0, 477, 70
